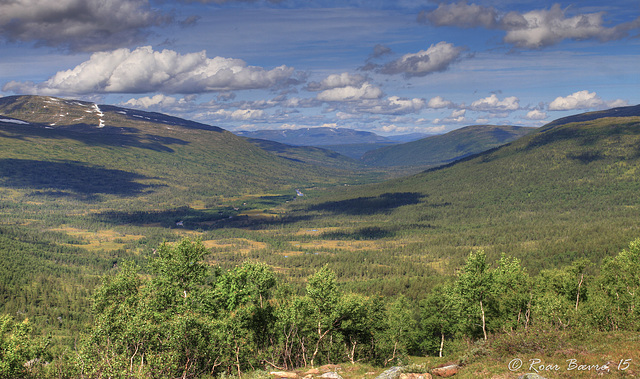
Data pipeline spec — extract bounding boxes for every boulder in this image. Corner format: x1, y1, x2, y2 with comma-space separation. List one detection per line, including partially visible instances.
319, 373, 343, 379
431, 365, 459, 377
304, 369, 322, 375
375, 366, 404, 379
320, 364, 342, 372
517, 374, 548, 379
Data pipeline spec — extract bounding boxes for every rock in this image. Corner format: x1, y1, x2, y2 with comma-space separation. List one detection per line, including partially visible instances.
304, 369, 322, 375
270, 371, 299, 379
431, 365, 459, 377
319, 372, 343, 379
517, 374, 548, 379
320, 364, 342, 372
375, 366, 404, 379
399, 374, 433, 379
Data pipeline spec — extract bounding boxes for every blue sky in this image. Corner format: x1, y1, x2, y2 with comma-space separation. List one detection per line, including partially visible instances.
1, 0, 639, 135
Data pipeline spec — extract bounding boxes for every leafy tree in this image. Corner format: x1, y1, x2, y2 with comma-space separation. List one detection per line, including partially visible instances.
305, 265, 342, 367
531, 259, 591, 330
88, 239, 221, 378
419, 284, 460, 357
489, 255, 532, 332
588, 239, 640, 330
376, 295, 416, 365
456, 250, 491, 340
0, 316, 48, 378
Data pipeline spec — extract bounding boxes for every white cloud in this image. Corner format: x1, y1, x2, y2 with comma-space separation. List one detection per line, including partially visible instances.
380, 124, 413, 134
502, 5, 639, 49
427, 96, 454, 109
3, 46, 297, 95
434, 109, 470, 124
418, 2, 497, 28
124, 94, 180, 109
198, 108, 266, 121
525, 109, 547, 120
379, 42, 464, 77
451, 109, 466, 118
306, 72, 367, 91
0, 0, 167, 52
355, 96, 426, 115
470, 94, 520, 112
316, 82, 383, 102
548, 90, 628, 111
420, 1, 640, 49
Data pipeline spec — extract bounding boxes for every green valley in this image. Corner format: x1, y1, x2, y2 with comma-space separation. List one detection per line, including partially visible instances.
1, 96, 640, 378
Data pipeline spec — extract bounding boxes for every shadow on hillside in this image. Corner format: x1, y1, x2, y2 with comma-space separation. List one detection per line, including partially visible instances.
0, 123, 189, 153
320, 226, 397, 240
0, 159, 157, 199
306, 192, 426, 215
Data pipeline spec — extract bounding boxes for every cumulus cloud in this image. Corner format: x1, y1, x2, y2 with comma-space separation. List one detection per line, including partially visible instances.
316, 82, 383, 102
427, 96, 454, 109
3, 46, 297, 95
124, 94, 181, 109
380, 124, 415, 134
306, 73, 367, 91
470, 94, 520, 112
433, 109, 469, 125
418, 1, 497, 28
355, 96, 426, 115
0, 0, 168, 52
548, 90, 628, 111
525, 109, 547, 120
379, 42, 464, 77
419, 1, 640, 49
502, 5, 640, 49
197, 108, 266, 122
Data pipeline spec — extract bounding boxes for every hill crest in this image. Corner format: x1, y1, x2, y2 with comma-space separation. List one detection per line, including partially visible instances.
362, 124, 536, 167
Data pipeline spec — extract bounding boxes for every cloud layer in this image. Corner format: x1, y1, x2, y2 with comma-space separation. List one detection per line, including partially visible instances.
549, 90, 628, 111
379, 42, 464, 77
420, 2, 640, 49
3, 46, 297, 95
0, 0, 167, 52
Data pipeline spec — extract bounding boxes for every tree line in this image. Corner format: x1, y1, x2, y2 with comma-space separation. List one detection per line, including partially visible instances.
2, 237, 640, 378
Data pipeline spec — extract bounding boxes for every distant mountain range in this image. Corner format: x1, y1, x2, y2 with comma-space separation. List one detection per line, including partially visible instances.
239, 124, 536, 167
235, 127, 429, 146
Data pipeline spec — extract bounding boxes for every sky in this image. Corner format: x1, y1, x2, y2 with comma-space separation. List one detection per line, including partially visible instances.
1, 0, 639, 136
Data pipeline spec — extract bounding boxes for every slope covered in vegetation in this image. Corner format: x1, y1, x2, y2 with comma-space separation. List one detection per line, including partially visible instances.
361, 124, 535, 167
0, 95, 377, 211
2, 101, 640, 377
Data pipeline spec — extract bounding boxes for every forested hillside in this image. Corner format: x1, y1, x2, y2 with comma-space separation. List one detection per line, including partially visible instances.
4, 238, 640, 378
1, 100, 640, 377
0, 95, 377, 210
361, 124, 535, 167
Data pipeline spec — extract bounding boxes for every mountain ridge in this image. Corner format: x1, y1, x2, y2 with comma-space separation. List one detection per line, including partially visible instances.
361, 124, 536, 167
0, 95, 373, 208
235, 126, 425, 146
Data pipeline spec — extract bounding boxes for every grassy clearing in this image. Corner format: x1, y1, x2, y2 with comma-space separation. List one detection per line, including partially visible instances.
51, 225, 145, 252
